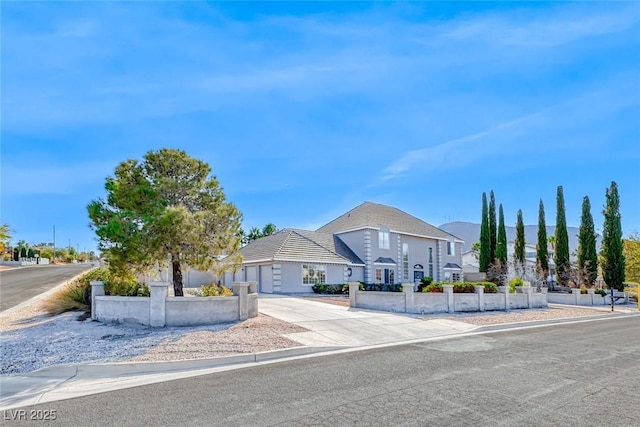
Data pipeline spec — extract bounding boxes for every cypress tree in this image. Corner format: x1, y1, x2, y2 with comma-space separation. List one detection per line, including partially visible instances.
601, 182, 625, 291
537, 199, 549, 280
554, 185, 570, 286
514, 209, 526, 275
489, 190, 497, 265
479, 192, 491, 272
496, 203, 508, 275
578, 196, 598, 286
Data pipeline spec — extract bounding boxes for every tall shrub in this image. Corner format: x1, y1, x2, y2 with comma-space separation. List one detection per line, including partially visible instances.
536, 199, 549, 279
489, 190, 497, 265
578, 196, 598, 286
479, 192, 491, 272
496, 203, 508, 277
514, 209, 526, 276
600, 182, 625, 291
554, 186, 570, 286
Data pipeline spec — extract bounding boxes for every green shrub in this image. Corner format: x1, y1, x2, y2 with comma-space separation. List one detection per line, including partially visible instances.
482, 282, 498, 293
341, 283, 364, 293
509, 277, 523, 294
312, 283, 327, 294
417, 276, 433, 292
200, 284, 234, 296
594, 288, 607, 297
423, 282, 443, 293
453, 282, 476, 293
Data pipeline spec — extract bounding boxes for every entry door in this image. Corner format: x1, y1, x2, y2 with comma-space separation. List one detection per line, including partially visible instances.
414, 270, 424, 285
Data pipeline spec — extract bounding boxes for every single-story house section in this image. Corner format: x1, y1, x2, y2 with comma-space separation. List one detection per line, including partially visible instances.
225, 228, 365, 293
231, 202, 464, 293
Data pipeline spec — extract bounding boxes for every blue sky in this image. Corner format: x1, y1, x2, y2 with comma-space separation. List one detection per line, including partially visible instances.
2, 1, 639, 253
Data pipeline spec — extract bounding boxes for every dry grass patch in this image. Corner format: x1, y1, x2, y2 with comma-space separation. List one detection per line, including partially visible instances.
41, 281, 89, 315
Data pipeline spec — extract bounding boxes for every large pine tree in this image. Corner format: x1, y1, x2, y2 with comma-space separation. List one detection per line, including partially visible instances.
496, 203, 508, 276
554, 185, 570, 286
479, 192, 491, 273
601, 182, 625, 291
578, 196, 598, 286
536, 199, 549, 279
514, 209, 526, 276
489, 190, 497, 265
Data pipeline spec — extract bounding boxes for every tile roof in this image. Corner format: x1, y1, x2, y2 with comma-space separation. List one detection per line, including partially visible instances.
443, 263, 461, 269
317, 201, 460, 241
240, 229, 364, 265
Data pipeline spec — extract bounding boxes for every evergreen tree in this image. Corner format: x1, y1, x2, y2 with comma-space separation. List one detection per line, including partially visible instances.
514, 209, 526, 276
489, 190, 497, 265
578, 196, 598, 286
536, 199, 549, 279
600, 182, 625, 291
496, 203, 508, 276
479, 192, 491, 272
554, 186, 570, 286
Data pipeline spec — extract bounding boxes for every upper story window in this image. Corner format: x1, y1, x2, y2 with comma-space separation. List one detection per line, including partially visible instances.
378, 227, 390, 250
447, 241, 455, 256
402, 243, 409, 280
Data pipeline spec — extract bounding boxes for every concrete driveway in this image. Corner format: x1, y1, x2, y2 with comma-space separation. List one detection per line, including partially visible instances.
258, 294, 476, 347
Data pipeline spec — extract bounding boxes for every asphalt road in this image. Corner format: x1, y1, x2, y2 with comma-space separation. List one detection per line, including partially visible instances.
8, 316, 639, 426
0, 264, 93, 312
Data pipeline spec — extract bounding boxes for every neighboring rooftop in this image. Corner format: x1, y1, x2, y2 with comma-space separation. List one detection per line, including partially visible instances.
240, 228, 364, 265
317, 201, 460, 241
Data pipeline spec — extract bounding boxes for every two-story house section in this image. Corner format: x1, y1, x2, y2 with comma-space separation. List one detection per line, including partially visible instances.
316, 202, 464, 287
234, 201, 464, 293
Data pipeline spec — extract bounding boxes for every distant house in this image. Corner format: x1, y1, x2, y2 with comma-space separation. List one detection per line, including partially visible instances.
462, 242, 556, 280
229, 202, 464, 293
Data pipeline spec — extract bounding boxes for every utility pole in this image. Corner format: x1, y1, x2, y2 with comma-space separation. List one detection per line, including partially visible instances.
53, 225, 56, 264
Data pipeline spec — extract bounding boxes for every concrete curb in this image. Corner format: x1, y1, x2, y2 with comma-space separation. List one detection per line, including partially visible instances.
0, 345, 343, 410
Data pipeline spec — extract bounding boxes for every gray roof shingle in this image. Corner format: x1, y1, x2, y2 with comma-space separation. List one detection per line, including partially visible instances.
240, 229, 364, 265
317, 201, 461, 241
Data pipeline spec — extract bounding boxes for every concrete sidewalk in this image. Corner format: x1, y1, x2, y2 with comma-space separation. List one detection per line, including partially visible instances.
1, 295, 480, 410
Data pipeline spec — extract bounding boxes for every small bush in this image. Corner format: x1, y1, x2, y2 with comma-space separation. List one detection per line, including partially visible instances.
594, 288, 607, 297
482, 282, 498, 293
509, 277, 523, 294
453, 282, 476, 293
200, 284, 234, 297
423, 282, 443, 293
580, 284, 588, 294
312, 284, 349, 294
417, 276, 433, 292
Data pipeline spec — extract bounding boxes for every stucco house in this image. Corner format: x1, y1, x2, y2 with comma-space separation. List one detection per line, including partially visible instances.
228, 202, 464, 293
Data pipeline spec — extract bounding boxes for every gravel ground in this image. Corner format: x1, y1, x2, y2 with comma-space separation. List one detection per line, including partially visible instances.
0, 300, 306, 375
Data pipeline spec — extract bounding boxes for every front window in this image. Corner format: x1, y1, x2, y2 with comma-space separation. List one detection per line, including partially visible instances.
302, 264, 326, 285
452, 273, 461, 282
389, 269, 395, 284
375, 268, 382, 284
378, 226, 390, 249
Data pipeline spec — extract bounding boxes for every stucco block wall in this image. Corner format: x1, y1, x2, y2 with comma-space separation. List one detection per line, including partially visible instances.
453, 293, 481, 312
94, 297, 150, 325
484, 294, 507, 311
412, 293, 448, 313
165, 297, 239, 326
356, 291, 405, 312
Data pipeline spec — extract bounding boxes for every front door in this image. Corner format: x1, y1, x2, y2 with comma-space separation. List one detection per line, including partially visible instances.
414, 270, 424, 285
